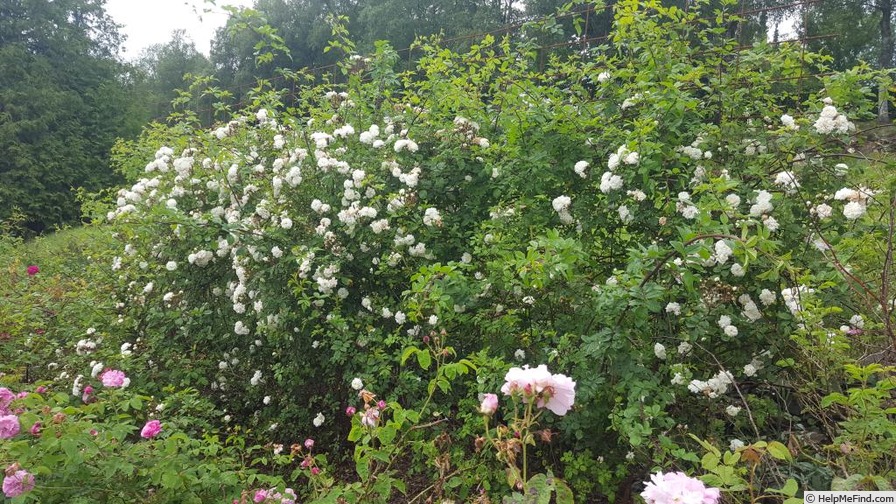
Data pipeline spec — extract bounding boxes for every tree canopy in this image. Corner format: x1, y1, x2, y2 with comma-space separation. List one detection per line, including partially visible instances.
0, 0, 139, 232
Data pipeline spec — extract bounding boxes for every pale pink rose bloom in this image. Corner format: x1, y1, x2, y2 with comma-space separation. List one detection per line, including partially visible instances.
500, 365, 552, 397
360, 407, 380, 427
641, 471, 721, 504
540, 373, 576, 416
100, 369, 129, 388
479, 393, 498, 415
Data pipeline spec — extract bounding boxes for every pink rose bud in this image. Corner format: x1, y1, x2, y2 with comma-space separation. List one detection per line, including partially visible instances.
30, 422, 41, 436
345, 406, 356, 416
479, 393, 498, 415
311, 467, 321, 476
304, 438, 314, 449
376, 400, 387, 410
35, 386, 47, 394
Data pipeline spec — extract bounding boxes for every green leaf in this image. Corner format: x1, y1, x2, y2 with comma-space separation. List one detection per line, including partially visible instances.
701, 452, 720, 471
781, 478, 799, 496
766, 441, 792, 461
161, 469, 182, 489
688, 434, 721, 457
378, 425, 397, 445
347, 424, 362, 442
416, 349, 432, 370
554, 479, 575, 504
400, 347, 416, 365
355, 455, 370, 482
821, 393, 849, 407
527, 473, 551, 504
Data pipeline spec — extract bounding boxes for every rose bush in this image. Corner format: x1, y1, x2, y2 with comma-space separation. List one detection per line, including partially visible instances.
2, 0, 894, 500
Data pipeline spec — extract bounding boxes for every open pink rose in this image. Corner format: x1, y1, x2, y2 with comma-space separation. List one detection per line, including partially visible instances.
0, 415, 20, 439
641, 471, 720, 504
2, 468, 35, 498
99, 369, 129, 388
140, 419, 162, 439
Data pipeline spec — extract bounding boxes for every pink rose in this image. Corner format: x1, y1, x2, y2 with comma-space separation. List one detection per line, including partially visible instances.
479, 393, 498, 415
140, 420, 162, 439
0, 388, 14, 414
0, 415, 20, 439
99, 369, 129, 388
360, 407, 380, 427
2, 468, 35, 498
500, 364, 576, 415
26, 265, 39, 276
540, 373, 576, 416
641, 471, 721, 504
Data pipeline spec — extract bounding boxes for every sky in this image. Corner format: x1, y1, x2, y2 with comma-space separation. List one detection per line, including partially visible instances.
105, 1, 798, 61
105, 0, 254, 60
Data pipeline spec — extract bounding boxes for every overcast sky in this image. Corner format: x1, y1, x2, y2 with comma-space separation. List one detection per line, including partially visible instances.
105, 1, 798, 61
105, 0, 254, 60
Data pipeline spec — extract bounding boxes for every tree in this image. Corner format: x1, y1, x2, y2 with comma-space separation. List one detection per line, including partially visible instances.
132, 30, 214, 123
0, 0, 138, 232
802, 0, 894, 122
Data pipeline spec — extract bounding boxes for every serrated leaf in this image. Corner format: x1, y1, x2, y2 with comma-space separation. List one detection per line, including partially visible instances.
821, 393, 849, 407
378, 425, 397, 445
767, 441, 792, 461
701, 452, 720, 470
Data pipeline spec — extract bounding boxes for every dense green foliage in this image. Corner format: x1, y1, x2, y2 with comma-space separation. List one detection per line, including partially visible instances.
2, 0, 895, 502
0, 0, 143, 232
